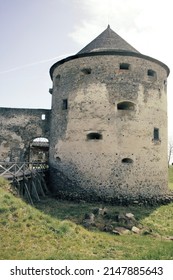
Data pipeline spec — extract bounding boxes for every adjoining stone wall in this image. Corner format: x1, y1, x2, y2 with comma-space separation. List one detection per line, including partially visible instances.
49, 54, 169, 201
0, 107, 51, 162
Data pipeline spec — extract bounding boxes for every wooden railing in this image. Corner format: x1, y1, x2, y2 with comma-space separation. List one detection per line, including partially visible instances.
0, 161, 49, 205
0, 161, 49, 178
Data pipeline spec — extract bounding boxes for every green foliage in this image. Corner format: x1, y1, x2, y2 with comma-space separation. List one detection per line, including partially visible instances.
0, 177, 173, 260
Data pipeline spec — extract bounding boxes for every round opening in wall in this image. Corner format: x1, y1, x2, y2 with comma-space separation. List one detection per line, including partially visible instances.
122, 158, 133, 164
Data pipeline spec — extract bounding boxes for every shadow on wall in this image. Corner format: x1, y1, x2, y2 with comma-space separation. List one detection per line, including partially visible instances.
47, 161, 171, 206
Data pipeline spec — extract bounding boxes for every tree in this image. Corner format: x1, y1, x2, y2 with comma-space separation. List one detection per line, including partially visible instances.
168, 139, 173, 167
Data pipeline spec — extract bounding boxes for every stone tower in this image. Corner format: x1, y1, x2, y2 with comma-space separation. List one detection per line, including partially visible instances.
49, 25, 170, 203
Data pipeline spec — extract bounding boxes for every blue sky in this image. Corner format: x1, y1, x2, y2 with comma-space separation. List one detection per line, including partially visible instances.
0, 0, 173, 139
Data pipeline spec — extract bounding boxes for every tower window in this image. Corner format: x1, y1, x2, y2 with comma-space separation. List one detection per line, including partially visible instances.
55, 74, 60, 87
62, 99, 68, 110
122, 158, 133, 164
117, 101, 135, 110
147, 69, 156, 77
81, 68, 91, 75
41, 114, 46, 120
49, 88, 53, 94
119, 63, 130, 70
153, 128, 159, 140
87, 132, 102, 140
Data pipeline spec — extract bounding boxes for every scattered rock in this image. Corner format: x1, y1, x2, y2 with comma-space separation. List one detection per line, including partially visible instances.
124, 220, 136, 230
125, 213, 135, 219
103, 224, 114, 232
99, 207, 108, 216
113, 227, 131, 235
92, 207, 108, 216
141, 228, 153, 235
117, 213, 126, 222
164, 236, 173, 241
133, 200, 139, 204
131, 226, 140, 234
83, 213, 95, 228
112, 230, 121, 235
84, 213, 94, 220
82, 209, 172, 242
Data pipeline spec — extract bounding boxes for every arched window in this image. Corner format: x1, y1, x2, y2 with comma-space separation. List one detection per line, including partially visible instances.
117, 101, 135, 111
32, 137, 49, 145
87, 132, 102, 140
30, 138, 49, 162
122, 158, 133, 164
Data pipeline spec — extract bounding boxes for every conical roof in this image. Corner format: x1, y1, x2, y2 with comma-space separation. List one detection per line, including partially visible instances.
78, 25, 140, 54
50, 25, 170, 79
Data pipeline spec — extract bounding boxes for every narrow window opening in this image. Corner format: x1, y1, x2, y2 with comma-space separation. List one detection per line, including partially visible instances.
62, 99, 68, 110
117, 101, 135, 110
41, 114, 46, 120
122, 158, 133, 164
153, 128, 159, 140
87, 132, 102, 140
119, 63, 130, 70
81, 68, 92, 75
147, 69, 156, 77
49, 88, 53, 94
55, 74, 60, 87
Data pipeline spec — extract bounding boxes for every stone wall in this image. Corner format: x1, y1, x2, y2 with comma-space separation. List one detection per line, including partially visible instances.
49, 53, 169, 201
0, 107, 51, 162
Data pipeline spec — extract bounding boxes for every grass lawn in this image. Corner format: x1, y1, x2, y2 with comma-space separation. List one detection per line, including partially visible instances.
0, 175, 173, 260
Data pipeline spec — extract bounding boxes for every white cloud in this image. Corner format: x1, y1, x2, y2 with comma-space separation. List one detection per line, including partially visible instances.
70, 0, 172, 59
69, 0, 173, 138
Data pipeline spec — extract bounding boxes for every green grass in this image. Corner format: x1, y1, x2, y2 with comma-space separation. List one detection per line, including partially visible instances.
168, 166, 173, 190
0, 176, 173, 260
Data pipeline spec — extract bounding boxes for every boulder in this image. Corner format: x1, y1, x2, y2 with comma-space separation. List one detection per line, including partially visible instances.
125, 213, 135, 219
113, 227, 131, 235
131, 226, 140, 234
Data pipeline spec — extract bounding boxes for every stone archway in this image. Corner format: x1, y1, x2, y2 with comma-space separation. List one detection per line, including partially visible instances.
29, 137, 49, 163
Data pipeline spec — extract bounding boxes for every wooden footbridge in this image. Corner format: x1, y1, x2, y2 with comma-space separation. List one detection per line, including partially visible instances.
0, 161, 49, 205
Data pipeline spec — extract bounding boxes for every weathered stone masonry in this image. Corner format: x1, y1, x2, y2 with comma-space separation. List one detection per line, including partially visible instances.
0, 25, 170, 203
0, 107, 50, 162
49, 26, 170, 202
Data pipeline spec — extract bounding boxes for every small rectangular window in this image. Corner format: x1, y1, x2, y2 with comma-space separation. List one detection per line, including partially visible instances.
154, 128, 159, 140
62, 99, 68, 110
148, 69, 156, 77
87, 132, 102, 140
41, 114, 46, 120
119, 63, 130, 70
81, 68, 91, 74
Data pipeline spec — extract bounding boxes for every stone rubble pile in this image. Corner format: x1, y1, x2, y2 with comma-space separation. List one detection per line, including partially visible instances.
82, 207, 173, 241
